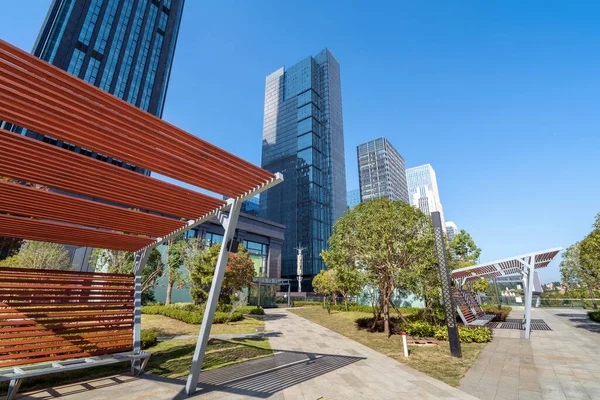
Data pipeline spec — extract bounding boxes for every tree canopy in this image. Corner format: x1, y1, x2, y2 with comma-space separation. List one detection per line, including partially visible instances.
449, 229, 481, 265
0, 241, 71, 270
561, 212, 600, 308
326, 198, 435, 336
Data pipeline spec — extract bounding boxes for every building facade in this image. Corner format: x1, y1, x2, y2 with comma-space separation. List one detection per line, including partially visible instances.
19, 0, 185, 174
406, 164, 446, 228
260, 49, 347, 291
357, 137, 408, 203
144, 213, 284, 304
446, 221, 458, 241
347, 189, 361, 209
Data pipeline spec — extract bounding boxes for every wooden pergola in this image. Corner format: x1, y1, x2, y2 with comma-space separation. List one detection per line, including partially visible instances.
0, 39, 282, 395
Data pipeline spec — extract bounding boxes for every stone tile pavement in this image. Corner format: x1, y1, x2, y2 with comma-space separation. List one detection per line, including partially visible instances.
460, 308, 600, 400
20, 308, 475, 400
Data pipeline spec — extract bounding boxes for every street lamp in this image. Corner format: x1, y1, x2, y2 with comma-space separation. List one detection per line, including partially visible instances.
295, 246, 304, 293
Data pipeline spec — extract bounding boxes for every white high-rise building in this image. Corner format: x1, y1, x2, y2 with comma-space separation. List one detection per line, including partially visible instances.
406, 164, 445, 228
446, 221, 458, 241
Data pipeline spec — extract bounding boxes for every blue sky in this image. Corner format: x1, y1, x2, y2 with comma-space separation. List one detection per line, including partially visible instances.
3, 1, 600, 283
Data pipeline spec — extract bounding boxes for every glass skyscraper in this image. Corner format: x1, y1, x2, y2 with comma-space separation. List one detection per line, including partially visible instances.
347, 189, 361, 209
357, 137, 409, 203
20, 0, 185, 174
406, 164, 446, 228
260, 49, 347, 291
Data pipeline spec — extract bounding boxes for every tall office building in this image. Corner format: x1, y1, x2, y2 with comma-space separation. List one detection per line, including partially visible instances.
20, 0, 185, 173
406, 164, 446, 228
357, 138, 408, 203
446, 221, 458, 241
347, 189, 361, 209
260, 49, 347, 291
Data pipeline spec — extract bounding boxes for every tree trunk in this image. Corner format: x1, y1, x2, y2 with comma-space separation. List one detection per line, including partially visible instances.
344, 295, 349, 312
383, 299, 390, 337
588, 286, 598, 310
333, 294, 337, 305
166, 277, 174, 305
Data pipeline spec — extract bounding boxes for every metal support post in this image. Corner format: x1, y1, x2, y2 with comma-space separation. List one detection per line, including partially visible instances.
524, 258, 535, 339
287, 282, 291, 307
185, 199, 243, 396
493, 276, 501, 310
131, 249, 150, 374
432, 212, 462, 358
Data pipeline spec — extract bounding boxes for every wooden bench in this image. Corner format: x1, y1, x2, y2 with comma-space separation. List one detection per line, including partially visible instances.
453, 288, 495, 326
0, 351, 150, 400
0, 267, 149, 400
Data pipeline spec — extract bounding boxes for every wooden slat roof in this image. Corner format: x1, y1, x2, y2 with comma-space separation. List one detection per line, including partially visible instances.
0, 39, 279, 252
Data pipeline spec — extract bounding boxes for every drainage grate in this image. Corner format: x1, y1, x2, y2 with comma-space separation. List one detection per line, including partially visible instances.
486, 319, 551, 331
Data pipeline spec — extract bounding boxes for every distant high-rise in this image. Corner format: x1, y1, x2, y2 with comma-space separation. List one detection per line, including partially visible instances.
357, 138, 408, 203
446, 221, 458, 241
21, 0, 185, 174
347, 189, 361, 209
260, 49, 347, 291
406, 164, 445, 228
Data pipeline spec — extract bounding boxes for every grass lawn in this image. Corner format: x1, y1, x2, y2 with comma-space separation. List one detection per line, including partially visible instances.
290, 306, 486, 387
141, 314, 265, 336
5, 316, 271, 395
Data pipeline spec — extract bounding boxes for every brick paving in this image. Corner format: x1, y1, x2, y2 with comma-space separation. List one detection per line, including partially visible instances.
460, 308, 600, 400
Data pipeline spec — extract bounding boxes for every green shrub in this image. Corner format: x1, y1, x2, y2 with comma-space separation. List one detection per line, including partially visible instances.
248, 307, 265, 315
434, 326, 492, 343
481, 304, 512, 322
140, 330, 157, 349
141, 305, 243, 324
403, 321, 436, 337
293, 301, 322, 307
589, 310, 600, 322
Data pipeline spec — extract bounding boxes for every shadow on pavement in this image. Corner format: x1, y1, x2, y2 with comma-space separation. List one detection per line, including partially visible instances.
19, 349, 365, 400
554, 312, 600, 334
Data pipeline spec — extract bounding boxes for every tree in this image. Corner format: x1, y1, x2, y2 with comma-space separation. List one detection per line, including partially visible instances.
321, 249, 366, 311
0, 241, 71, 270
188, 244, 219, 305
327, 198, 434, 336
89, 248, 164, 304
187, 244, 255, 305
312, 269, 337, 306
223, 246, 255, 303
450, 229, 481, 265
472, 278, 490, 294
563, 241, 599, 309
165, 238, 187, 305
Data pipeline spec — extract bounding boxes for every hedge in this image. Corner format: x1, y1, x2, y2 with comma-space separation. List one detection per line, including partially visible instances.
481, 305, 512, 322
141, 329, 157, 349
589, 310, 600, 322
293, 301, 322, 307
248, 306, 265, 315
354, 317, 492, 343
141, 304, 244, 324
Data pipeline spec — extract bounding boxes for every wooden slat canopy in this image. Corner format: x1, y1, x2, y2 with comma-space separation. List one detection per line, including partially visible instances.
0, 40, 274, 197
0, 38, 281, 253
451, 248, 562, 283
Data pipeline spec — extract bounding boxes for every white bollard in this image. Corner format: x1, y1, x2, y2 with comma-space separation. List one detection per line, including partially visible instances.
402, 331, 409, 357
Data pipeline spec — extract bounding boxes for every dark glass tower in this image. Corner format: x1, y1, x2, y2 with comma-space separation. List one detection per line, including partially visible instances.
22, 0, 185, 173
260, 49, 347, 291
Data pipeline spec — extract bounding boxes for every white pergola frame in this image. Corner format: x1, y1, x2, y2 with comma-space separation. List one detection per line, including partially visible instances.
131, 173, 283, 395
451, 247, 562, 339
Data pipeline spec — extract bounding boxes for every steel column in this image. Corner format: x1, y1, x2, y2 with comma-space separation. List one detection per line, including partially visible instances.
185, 199, 243, 396
131, 249, 150, 374
524, 257, 535, 338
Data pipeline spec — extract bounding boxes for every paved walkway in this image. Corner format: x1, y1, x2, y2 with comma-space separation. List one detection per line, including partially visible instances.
21, 308, 474, 400
460, 308, 600, 400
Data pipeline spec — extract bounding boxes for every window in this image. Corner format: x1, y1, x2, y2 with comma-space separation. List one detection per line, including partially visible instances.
205, 232, 223, 246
